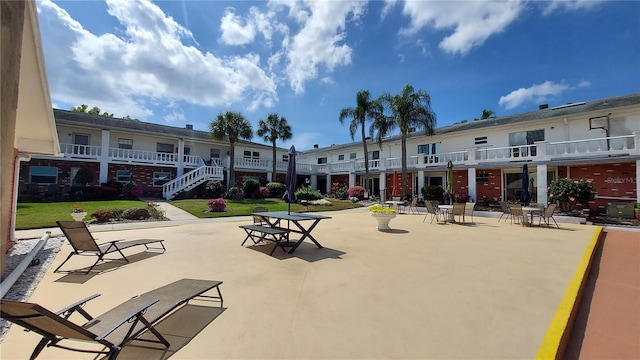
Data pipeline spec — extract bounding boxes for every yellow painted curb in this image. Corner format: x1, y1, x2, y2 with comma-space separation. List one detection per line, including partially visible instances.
536, 226, 603, 360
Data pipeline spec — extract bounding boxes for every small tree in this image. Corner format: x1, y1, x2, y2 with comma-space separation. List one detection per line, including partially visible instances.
74, 167, 94, 186
548, 177, 595, 212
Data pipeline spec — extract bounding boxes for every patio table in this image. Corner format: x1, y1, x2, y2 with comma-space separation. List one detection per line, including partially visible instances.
522, 206, 543, 226
438, 204, 454, 223
384, 201, 404, 210
252, 211, 331, 253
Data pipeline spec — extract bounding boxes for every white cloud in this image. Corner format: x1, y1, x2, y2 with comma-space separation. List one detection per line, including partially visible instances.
219, 8, 256, 45
381, 0, 399, 20
542, 0, 603, 15
279, 1, 367, 93
578, 80, 592, 88
38, 0, 278, 120
164, 110, 185, 123
499, 81, 572, 110
398, 0, 524, 55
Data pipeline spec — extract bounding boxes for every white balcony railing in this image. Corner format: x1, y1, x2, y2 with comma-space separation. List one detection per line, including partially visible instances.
60, 144, 101, 158
546, 135, 636, 157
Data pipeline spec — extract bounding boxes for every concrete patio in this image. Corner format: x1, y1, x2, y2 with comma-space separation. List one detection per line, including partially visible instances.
2, 208, 597, 359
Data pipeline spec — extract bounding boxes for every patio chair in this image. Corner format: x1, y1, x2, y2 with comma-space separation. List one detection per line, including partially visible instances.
452, 203, 466, 223
423, 201, 441, 223
536, 203, 560, 228
0, 278, 223, 360
55, 221, 166, 274
399, 198, 419, 214
464, 202, 476, 223
252, 206, 268, 225
508, 204, 525, 225
498, 201, 511, 222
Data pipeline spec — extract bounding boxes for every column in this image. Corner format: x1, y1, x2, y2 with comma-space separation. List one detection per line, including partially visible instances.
326, 174, 332, 194
417, 170, 425, 199
379, 172, 386, 200
177, 138, 184, 177
467, 167, 477, 202
310, 174, 317, 191
349, 172, 356, 188
99, 130, 110, 183
267, 171, 273, 183
537, 164, 548, 205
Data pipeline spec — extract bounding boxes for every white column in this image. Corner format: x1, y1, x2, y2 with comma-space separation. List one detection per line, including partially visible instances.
467, 168, 477, 202
267, 171, 273, 182
310, 174, 317, 191
177, 138, 185, 177
99, 130, 110, 183
636, 159, 640, 202
379, 172, 387, 200
326, 174, 332, 194
417, 170, 425, 198
537, 164, 548, 205
349, 172, 356, 188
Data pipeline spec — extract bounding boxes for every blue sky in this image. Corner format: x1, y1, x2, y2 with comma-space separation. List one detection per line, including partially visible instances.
37, 0, 639, 150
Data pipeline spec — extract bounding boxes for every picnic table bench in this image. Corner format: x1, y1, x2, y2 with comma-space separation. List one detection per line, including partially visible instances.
239, 224, 291, 255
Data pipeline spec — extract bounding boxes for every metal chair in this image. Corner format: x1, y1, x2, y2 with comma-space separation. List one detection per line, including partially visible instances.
423, 201, 441, 223
464, 202, 476, 223
498, 201, 511, 222
537, 203, 559, 228
452, 203, 466, 223
252, 206, 268, 225
508, 204, 524, 225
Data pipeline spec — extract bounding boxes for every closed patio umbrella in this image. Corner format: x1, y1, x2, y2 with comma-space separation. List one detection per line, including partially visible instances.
521, 164, 531, 205
446, 160, 454, 202
284, 145, 297, 214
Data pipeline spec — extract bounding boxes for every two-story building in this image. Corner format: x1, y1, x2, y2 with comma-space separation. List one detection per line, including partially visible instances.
19, 93, 640, 216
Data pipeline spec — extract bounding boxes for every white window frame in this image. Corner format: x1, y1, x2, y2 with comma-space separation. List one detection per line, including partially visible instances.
116, 170, 132, 183
29, 166, 58, 184
153, 172, 171, 186
118, 138, 133, 149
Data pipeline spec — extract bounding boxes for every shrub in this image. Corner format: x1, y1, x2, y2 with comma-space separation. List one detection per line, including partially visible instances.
257, 186, 270, 199
108, 208, 125, 220
295, 186, 324, 201
335, 187, 349, 200
224, 187, 245, 200
122, 207, 151, 220
548, 177, 595, 212
207, 198, 227, 212
348, 186, 366, 199
91, 210, 112, 223
422, 185, 444, 202
205, 180, 224, 198
243, 178, 261, 198
147, 205, 165, 219
266, 182, 286, 197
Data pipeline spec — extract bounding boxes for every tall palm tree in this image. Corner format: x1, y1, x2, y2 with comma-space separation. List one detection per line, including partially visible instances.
338, 90, 384, 194
475, 109, 496, 121
209, 111, 253, 188
377, 84, 437, 198
256, 113, 293, 182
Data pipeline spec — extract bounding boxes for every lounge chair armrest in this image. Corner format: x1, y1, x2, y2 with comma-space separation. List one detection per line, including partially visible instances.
57, 294, 101, 319
93, 299, 160, 340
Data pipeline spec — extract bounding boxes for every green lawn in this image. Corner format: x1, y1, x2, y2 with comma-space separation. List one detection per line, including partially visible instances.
15, 200, 149, 230
15, 198, 363, 230
170, 198, 363, 218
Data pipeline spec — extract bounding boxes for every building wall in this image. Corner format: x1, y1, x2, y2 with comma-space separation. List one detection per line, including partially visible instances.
566, 162, 637, 214
474, 169, 503, 204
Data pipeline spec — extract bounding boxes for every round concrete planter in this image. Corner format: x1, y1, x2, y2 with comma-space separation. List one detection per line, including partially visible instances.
371, 212, 396, 231
70, 212, 87, 221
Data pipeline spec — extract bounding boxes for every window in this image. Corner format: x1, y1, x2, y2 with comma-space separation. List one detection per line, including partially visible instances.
210, 149, 220, 159
30, 166, 57, 184
156, 142, 174, 153
418, 143, 439, 163
317, 157, 327, 164
476, 171, 489, 183
116, 170, 131, 183
338, 154, 344, 161
474, 136, 488, 145
153, 172, 171, 186
509, 129, 544, 156
368, 151, 379, 160
243, 151, 259, 160
350, 153, 357, 160
118, 138, 133, 149
73, 134, 89, 145
184, 147, 191, 155
282, 154, 289, 162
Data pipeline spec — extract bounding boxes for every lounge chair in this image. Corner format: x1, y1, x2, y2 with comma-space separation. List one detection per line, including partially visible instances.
55, 221, 166, 274
0, 278, 223, 360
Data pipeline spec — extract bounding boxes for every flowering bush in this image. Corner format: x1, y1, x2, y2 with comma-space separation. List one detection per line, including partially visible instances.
348, 186, 366, 199
257, 186, 270, 199
224, 187, 245, 200
91, 210, 112, 223
369, 205, 396, 213
208, 198, 227, 212
70, 204, 85, 213
548, 177, 595, 212
335, 187, 349, 200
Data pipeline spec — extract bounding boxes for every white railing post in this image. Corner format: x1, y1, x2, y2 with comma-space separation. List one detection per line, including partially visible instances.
535, 141, 548, 160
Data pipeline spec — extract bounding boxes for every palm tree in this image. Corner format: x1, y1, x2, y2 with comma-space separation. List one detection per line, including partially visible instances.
377, 84, 437, 198
256, 113, 293, 182
475, 109, 496, 121
209, 111, 253, 188
339, 90, 384, 194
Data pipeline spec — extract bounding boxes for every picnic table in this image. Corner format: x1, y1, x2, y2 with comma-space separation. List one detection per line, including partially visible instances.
252, 211, 331, 253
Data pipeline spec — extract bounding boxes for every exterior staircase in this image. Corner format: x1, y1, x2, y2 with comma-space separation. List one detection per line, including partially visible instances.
162, 165, 224, 200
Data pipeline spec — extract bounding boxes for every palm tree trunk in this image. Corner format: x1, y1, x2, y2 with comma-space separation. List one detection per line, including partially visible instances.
228, 138, 235, 189
272, 139, 277, 182
362, 125, 369, 195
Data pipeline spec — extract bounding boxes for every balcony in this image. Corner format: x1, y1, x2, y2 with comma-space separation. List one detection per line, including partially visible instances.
59, 133, 639, 175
